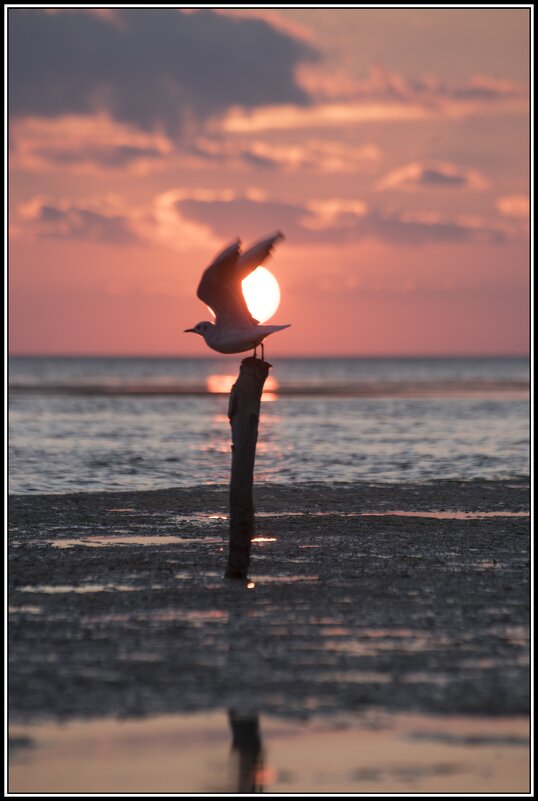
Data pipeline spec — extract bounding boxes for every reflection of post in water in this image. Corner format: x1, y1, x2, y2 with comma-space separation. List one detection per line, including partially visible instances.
228, 709, 264, 793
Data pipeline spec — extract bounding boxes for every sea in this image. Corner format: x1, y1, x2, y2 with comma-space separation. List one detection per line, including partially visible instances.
8, 356, 529, 495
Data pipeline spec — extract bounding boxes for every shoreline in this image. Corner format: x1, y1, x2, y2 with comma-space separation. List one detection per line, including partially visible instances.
8, 474, 531, 506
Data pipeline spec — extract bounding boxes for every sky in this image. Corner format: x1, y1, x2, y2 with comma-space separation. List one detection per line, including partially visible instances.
7, 6, 531, 356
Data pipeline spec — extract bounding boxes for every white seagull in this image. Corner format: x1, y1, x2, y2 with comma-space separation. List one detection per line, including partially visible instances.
184, 231, 290, 359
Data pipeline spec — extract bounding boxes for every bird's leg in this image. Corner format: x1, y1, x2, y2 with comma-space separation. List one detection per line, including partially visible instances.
260, 342, 265, 361
253, 345, 258, 359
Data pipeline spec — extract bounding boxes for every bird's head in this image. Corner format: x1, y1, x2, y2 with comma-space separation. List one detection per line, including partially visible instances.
184, 321, 215, 340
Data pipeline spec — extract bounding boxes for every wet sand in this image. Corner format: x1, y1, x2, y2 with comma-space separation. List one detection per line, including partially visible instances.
9, 710, 529, 794
8, 479, 530, 792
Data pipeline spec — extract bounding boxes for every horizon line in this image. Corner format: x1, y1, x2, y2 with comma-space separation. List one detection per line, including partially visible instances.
8, 352, 530, 360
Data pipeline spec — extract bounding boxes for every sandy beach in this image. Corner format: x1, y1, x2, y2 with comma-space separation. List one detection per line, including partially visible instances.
8, 478, 530, 792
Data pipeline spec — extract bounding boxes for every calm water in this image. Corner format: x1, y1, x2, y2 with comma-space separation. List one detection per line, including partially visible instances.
8, 357, 529, 494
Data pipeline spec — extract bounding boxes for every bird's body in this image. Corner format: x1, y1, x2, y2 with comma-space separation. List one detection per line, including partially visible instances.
187, 321, 290, 354
185, 232, 290, 357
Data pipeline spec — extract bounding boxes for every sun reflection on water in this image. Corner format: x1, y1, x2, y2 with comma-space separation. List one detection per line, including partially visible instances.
206, 374, 278, 401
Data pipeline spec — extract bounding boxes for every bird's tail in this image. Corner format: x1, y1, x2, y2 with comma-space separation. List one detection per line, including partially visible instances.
256, 324, 291, 335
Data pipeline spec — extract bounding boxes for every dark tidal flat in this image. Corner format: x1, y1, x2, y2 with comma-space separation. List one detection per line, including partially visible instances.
8, 479, 530, 723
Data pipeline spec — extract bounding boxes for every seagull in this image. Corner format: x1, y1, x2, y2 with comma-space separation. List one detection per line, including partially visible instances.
184, 231, 290, 359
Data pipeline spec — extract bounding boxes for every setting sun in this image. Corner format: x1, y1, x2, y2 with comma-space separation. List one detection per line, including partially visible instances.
242, 266, 281, 323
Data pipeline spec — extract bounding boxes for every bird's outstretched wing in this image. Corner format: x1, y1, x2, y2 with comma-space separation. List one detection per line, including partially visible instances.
238, 231, 284, 277
197, 232, 284, 329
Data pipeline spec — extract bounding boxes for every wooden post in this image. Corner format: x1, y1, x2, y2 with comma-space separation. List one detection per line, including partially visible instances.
225, 356, 271, 579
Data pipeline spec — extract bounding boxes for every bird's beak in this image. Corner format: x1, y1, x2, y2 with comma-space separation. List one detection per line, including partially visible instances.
184, 328, 195, 333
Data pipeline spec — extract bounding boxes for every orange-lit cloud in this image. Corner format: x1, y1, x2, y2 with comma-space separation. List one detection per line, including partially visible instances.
220, 65, 527, 133
15, 196, 145, 245
496, 194, 530, 219
15, 171, 531, 260
191, 136, 382, 173
15, 188, 524, 250
151, 189, 224, 253
377, 161, 488, 191
300, 199, 368, 230
172, 191, 521, 246
10, 115, 173, 174
220, 96, 526, 133
299, 64, 527, 105
221, 102, 432, 133
10, 115, 381, 176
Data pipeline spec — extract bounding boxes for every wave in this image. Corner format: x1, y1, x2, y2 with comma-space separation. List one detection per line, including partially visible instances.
8, 378, 529, 399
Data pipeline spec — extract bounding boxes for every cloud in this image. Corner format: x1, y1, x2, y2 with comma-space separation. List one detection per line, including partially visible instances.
496, 194, 529, 219
16, 196, 143, 244
10, 10, 525, 144
11, 112, 382, 175
151, 190, 222, 252
16, 188, 523, 249
377, 161, 488, 191
300, 199, 368, 230
172, 190, 516, 247
8, 9, 317, 136
36, 144, 164, 169
300, 64, 527, 106
177, 194, 305, 242
191, 137, 382, 173
221, 66, 527, 133
210, 8, 315, 44
221, 102, 432, 133
10, 115, 173, 174
357, 209, 507, 246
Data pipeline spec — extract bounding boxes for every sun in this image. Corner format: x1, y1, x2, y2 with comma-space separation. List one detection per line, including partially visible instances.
242, 266, 281, 323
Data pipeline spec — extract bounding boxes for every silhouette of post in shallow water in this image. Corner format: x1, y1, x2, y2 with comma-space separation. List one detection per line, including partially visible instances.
225, 356, 271, 579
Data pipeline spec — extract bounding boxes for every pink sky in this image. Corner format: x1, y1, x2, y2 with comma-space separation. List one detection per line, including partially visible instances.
8, 7, 530, 356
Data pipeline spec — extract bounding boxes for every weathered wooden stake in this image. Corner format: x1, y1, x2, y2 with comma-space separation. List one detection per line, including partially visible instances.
225, 356, 271, 579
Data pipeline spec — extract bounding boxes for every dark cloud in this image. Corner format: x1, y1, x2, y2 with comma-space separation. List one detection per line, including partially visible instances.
377, 161, 487, 191
177, 196, 305, 239
420, 169, 465, 186
239, 151, 280, 170
22, 200, 142, 245
34, 144, 165, 169
351, 66, 526, 106
175, 194, 509, 246
300, 63, 526, 108
450, 79, 525, 102
8, 9, 317, 136
189, 137, 382, 173
361, 210, 490, 245
188, 140, 279, 169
